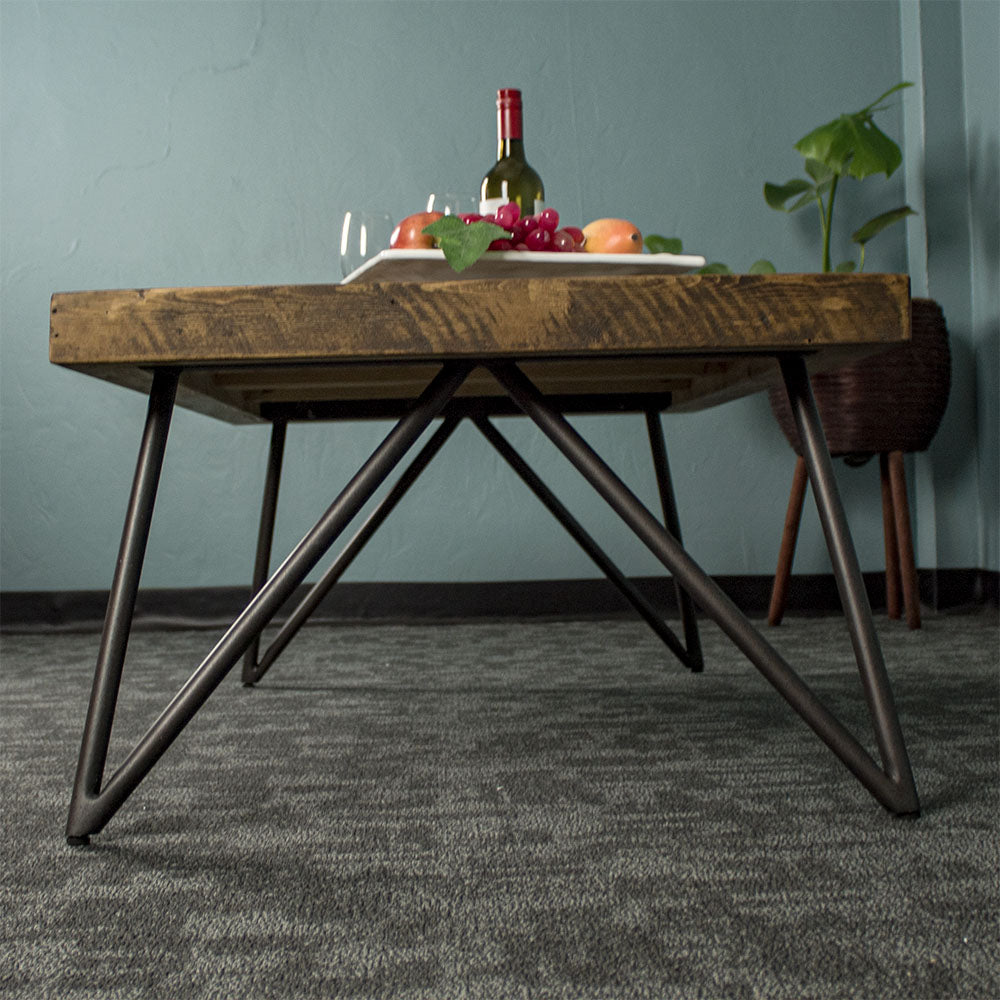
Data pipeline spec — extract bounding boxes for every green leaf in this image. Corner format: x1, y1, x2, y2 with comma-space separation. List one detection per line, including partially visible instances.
845, 119, 904, 179
422, 215, 466, 240
787, 188, 821, 213
698, 262, 732, 274
834, 260, 857, 273
764, 178, 814, 211
748, 259, 777, 274
794, 83, 911, 180
862, 81, 913, 115
423, 217, 509, 272
645, 234, 684, 254
804, 158, 834, 183
851, 205, 916, 245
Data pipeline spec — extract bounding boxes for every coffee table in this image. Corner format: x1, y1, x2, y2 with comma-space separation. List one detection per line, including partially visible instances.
50, 271, 921, 842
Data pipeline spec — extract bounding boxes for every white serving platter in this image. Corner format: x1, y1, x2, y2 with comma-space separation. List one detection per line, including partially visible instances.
341, 248, 706, 284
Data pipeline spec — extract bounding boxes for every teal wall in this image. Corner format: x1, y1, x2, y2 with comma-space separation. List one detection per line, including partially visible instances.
1, 1, 994, 594
901, 0, 1000, 578
963, 0, 1000, 575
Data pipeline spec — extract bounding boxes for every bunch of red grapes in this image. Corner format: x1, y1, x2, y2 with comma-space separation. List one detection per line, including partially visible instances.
460, 204, 585, 252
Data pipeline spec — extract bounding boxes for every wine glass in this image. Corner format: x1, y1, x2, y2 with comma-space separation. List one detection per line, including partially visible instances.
425, 193, 480, 218
340, 210, 394, 281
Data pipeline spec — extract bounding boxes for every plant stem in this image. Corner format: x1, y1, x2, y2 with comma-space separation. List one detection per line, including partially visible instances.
821, 174, 839, 273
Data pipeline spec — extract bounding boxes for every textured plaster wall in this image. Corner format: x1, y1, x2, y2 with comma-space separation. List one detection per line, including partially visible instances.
3, 0, 969, 593
961, 0, 999, 573
901, 0, 999, 574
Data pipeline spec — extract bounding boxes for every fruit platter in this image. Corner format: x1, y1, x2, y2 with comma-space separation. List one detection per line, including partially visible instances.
342, 247, 706, 284
342, 203, 705, 284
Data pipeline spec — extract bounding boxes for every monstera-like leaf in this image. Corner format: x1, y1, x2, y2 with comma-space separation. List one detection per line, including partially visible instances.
763, 83, 915, 272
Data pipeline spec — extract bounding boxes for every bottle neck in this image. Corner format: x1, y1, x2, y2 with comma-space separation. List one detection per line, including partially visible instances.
497, 137, 526, 162
496, 90, 525, 160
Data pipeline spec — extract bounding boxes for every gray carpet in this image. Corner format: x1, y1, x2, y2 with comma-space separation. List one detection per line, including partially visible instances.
1, 612, 997, 999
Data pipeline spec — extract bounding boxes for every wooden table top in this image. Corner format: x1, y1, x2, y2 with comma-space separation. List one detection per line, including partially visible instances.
49, 273, 910, 424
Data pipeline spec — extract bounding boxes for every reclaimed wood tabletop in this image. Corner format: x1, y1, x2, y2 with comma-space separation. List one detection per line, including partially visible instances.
50, 272, 910, 423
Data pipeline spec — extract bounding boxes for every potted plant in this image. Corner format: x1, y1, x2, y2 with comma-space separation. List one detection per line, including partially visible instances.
754, 83, 951, 628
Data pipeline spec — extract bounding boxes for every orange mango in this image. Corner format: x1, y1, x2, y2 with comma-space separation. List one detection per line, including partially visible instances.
581, 218, 643, 254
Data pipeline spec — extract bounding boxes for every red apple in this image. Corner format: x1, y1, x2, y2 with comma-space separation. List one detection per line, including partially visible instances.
389, 211, 445, 249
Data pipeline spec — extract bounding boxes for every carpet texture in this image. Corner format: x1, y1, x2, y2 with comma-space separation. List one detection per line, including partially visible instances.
1, 613, 997, 999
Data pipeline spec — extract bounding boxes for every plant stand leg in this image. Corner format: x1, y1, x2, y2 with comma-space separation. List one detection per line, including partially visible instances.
768, 455, 809, 626
879, 452, 902, 620
887, 450, 921, 629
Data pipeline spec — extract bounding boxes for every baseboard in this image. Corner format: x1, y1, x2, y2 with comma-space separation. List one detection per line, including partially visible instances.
2, 569, 995, 633
919, 568, 999, 612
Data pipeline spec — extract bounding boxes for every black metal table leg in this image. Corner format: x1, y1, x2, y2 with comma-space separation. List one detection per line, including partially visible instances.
67, 368, 181, 844
488, 359, 920, 816
242, 418, 287, 684
244, 411, 463, 685
66, 362, 472, 843
473, 414, 698, 669
779, 355, 919, 799
645, 411, 704, 672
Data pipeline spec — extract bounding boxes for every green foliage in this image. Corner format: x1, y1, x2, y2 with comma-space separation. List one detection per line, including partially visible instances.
644, 233, 732, 274
644, 234, 684, 255
794, 82, 911, 181
764, 82, 916, 272
851, 206, 918, 246
422, 216, 508, 272
644, 234, 775, 276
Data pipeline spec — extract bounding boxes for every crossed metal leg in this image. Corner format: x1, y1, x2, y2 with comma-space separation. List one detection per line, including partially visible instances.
67, 355, 918, 843
66, 362, 472, 842
241, 400, 702, 685
488, 357, 919, 816
241, 410, 466, 685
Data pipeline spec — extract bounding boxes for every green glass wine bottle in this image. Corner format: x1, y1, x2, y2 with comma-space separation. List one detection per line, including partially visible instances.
479, 88, 544, 218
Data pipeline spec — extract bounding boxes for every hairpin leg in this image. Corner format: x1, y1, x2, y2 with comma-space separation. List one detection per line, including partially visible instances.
488, 358, 919, 816
67, 368, 181, 844
66, 362, 472, 842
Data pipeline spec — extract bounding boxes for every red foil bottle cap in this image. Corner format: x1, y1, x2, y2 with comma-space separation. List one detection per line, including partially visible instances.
496, 88, 523, 140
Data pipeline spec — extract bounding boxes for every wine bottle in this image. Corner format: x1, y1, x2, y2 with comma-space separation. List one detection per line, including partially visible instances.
479, 88, 544, 218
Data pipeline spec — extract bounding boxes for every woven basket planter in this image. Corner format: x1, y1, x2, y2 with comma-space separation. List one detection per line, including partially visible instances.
769, 297, 951, 461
